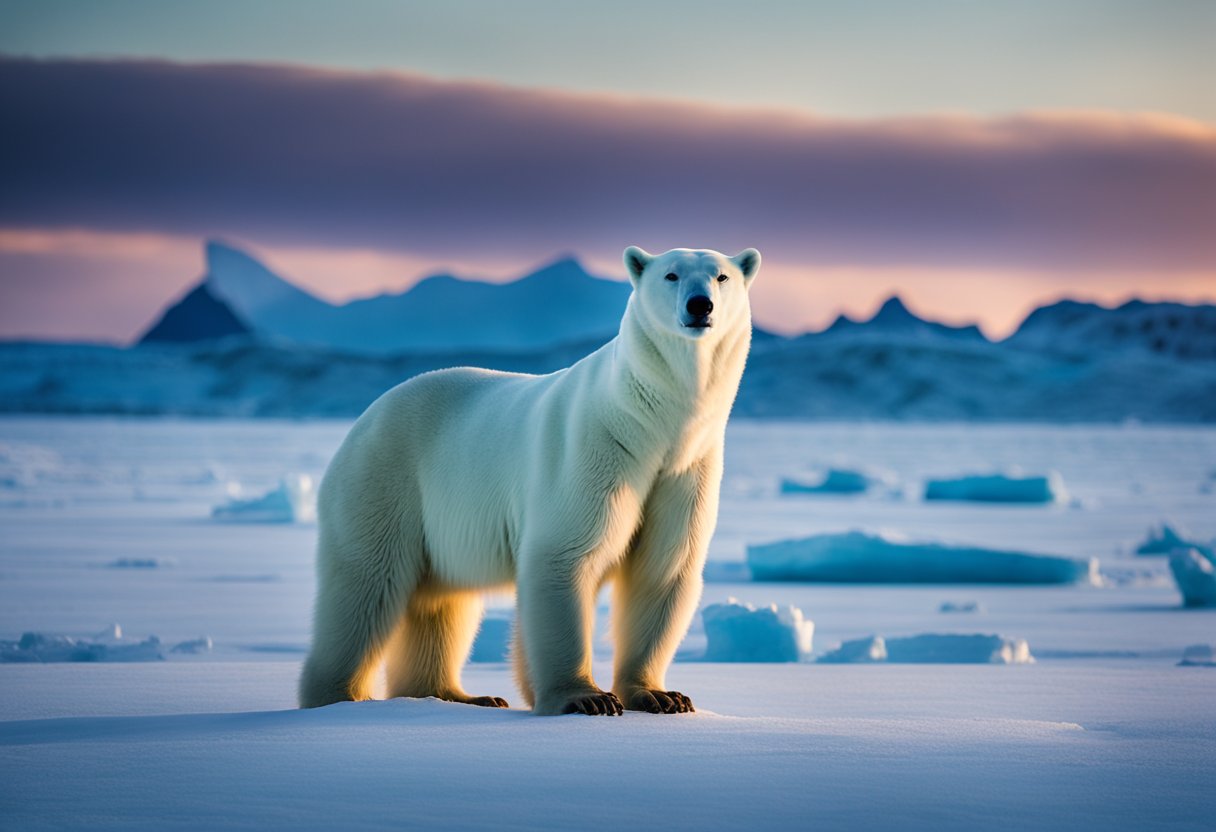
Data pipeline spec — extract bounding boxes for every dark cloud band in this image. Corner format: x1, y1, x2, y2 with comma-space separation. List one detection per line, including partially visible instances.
2, 56, 1214, 273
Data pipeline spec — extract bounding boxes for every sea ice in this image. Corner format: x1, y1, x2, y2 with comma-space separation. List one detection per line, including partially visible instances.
700, 598, 814, 662
924, 471, 1066, 504
211, 474, 316, 523
0, 630, 163, 663
747, 530, 1097, 584
780, 468, 890, 495
1169, 547, 1216, 607
469, 616, 512, 662
1178, 644, 1214, 667
818, 633, 1033, 664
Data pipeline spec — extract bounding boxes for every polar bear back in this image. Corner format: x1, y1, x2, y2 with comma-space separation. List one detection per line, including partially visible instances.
318, 345, 629, 590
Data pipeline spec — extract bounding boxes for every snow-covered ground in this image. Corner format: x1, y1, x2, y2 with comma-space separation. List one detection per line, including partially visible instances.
1, 417, 1214, 830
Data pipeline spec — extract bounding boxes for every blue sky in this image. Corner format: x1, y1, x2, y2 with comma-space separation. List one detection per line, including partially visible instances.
0, 1, 1213, 342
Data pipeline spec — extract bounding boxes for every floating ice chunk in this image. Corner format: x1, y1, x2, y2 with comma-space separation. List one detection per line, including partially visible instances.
817, 636, 886, 663
781, 469, 869, 495
939, 601, 983, 614
701, 598, 813, 662
1169, 548, 1216, 608
747, 530, 1097, 584
211, 474, 316, 523
469, 616, 512, 663
819, 633, 1033, 664
106, 558, 164, 569
924, 471, 1067, 504
0, 630, 163, 663
1134, 523, 1212, 558
1178, 644, 1215, 667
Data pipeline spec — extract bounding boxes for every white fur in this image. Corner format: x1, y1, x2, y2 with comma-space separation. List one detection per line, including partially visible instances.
298, 246, 760, 715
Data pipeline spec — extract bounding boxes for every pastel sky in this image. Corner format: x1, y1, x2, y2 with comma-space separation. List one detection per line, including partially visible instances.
1, 1, 1214, 342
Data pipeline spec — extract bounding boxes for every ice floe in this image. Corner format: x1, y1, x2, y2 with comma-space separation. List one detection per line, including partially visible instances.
819, 633, 1033, 664
1169, 548, 1216, 607
211, 474, 316, 523
747, 530, 1097, 584
701, 598, 814, 662
924, 471, 1067, 504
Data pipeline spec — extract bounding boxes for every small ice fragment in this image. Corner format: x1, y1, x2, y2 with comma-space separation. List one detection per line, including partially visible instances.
701, 598, 814, 662
939, 601, 983, 614
171, 636, 214, 654
211, 474, 316, 523
817, 636, 887, 663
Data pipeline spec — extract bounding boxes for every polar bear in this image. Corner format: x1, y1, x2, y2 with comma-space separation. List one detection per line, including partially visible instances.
298, 246, 760, 715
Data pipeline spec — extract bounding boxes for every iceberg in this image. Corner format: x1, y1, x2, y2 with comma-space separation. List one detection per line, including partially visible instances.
924, 472, 1066, 504
818, 633, 1033, 664
701, 598, 813, 662
211, 474, 316, 523
747, 530, 1097, 584
1169, 547, 1216, 608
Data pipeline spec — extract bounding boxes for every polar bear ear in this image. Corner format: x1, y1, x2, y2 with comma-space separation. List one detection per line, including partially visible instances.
732, 248, 761, 286
623, 246, 653, 285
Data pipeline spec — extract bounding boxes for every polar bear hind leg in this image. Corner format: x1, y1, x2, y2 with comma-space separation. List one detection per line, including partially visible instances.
383, 588, 509, 708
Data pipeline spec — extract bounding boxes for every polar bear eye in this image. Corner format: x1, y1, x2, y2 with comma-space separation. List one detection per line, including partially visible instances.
716, 274, 728, 283
664, 272, 679, 282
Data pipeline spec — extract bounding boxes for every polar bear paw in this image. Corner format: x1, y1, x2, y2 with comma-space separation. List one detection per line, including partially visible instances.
560, 690, 624, 716
464, 695, 511, 708
624, 688, 695, 714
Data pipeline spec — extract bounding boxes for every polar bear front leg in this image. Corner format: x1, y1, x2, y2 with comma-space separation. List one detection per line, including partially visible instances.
517, 563, 623, 716
612, 464, 718, 714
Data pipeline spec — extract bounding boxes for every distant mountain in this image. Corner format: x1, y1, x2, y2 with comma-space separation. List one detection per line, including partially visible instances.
140, 283, 250, 344
141, 242, 632, 354
812, 296, 986, 342
1007, 298, 1216, 360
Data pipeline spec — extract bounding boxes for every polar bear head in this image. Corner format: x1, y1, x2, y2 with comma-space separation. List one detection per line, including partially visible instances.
623, 246, 761, 340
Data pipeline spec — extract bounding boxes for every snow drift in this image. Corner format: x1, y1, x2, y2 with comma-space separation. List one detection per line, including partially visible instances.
923, 471, 1067, 503
700, 598, 814, 662
819, 633, 1033, 664
747, 530, 1097, 584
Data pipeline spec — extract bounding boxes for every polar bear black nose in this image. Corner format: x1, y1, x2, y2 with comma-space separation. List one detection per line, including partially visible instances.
686, 296, 713, 317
